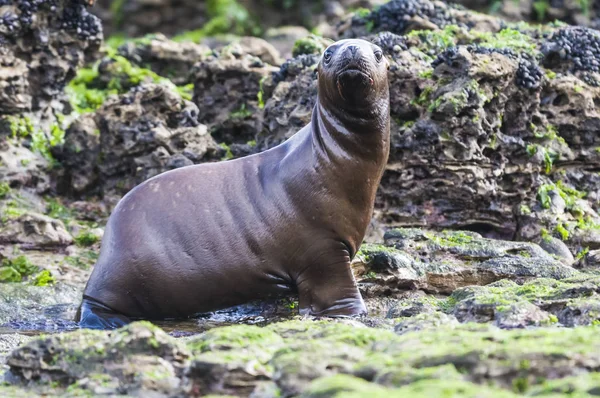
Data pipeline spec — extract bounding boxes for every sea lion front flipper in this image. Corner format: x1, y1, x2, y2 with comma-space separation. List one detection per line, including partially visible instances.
297, 255, 367, 317
78, 296, 132, 330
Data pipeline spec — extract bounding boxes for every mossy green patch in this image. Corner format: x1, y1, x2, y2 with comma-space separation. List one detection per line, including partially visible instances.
407, 25, 461, 52
219, 142, 234, 160
67, 53, 190, 114
230, 103, 253, 120
45, 197, 72, 222
64, 251, 98, 270
0, 267, 22, 283
0, 182, 11, 199
292, 34, 327, 57
31, 270, 55, 287
0, 255, 41, 283
9, 116, 34, 139
173, 0, 260, 43
74, 230, 100, 247
426, 230, 475, 247
473, 28, 538, 55
356, 243, 403, 263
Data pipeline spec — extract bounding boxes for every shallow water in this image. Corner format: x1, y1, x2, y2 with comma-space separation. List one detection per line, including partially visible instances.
0, 298, 298, 337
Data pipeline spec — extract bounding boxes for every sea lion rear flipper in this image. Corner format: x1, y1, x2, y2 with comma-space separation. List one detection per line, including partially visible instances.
297, 256, 367, 317
78, 296, 132, 330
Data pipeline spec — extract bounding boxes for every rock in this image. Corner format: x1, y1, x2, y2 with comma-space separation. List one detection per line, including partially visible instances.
6, 320, 600, 397
259, 54, 319, 149
265, 26, 312, 60
0, 212, 72, 248
448, 274, 600, 327
55, 84, 222, 197
93, 0, 208, 37
457, 0, 600, 30
338, 0, 503, 38
7, 321, 188, 394
575, 249, 600, 270
237, 36, 283, 66
353, 229, 577, 297
0, 141, 50, 193
0, 282, 81, 326
0, 0, 101, 115
539, 236, 575, 265
117, 33, 211, 85
301, 375, 519, 398
393, 312, 459, 334
192, 51, 278, 145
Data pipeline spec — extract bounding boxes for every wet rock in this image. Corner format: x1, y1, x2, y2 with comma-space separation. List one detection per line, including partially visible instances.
393, 312, 459, 334
301, 374, 519, 397
557, 298, 600, 327
0, 212, 72, 248
448, 274, 600, 327
6, 320, 600, 397
192, 51, 278, 145
0, 334, 30, 370
0, 282, 81, 326
7, 321, 188, 394
353, 229, 577, 297
56, 84, 222, 197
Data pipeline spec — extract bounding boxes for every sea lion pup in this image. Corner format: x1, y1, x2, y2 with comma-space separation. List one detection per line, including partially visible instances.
76, 38, 391, 329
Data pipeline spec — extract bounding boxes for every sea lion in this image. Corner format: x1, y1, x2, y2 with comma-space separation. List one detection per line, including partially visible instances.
76, 38, 391, 329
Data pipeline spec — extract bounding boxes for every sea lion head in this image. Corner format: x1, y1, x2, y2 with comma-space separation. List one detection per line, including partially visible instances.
318, 39, 389, 111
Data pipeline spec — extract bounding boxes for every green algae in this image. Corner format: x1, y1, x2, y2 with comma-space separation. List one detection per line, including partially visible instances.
474, 28, 538, 55
303, 376, 521, 398
31, 270, 55, 287
407, 25, 461, 52
229, 103, 253, 120
426, 230, 475, 247
0, 182, 11, 199
73, 230, 100, 247
355, 243, 402, 262
0, 255, 41, 284
538, 180, 586, 210
45, 197, 72, 222
67, 52, 190, 114
8, 320, 600, 396
8, 116, 34, 139
188, 324, 283, 353
173, 0, 260, 43
6, 116, 63, 165
292, 34, 328, 57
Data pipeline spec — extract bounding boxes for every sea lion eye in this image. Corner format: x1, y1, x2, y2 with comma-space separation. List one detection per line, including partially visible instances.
374, 51, 383, 62
323, 50, 333, 64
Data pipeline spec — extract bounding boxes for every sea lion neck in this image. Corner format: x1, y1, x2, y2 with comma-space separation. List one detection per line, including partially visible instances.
314, 91, 390, 159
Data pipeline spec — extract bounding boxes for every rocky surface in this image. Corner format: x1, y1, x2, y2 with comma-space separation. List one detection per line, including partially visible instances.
2, 320, 600, 397
1, 0, 600, 397
56, 83, 222, 199
92, 0, 387, 38
0, 0, 101, 117
453, 0, 600, 30
354, 229, 577, 297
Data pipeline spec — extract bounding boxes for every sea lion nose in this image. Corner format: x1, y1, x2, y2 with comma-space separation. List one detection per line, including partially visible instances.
346, 45, 360, 57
